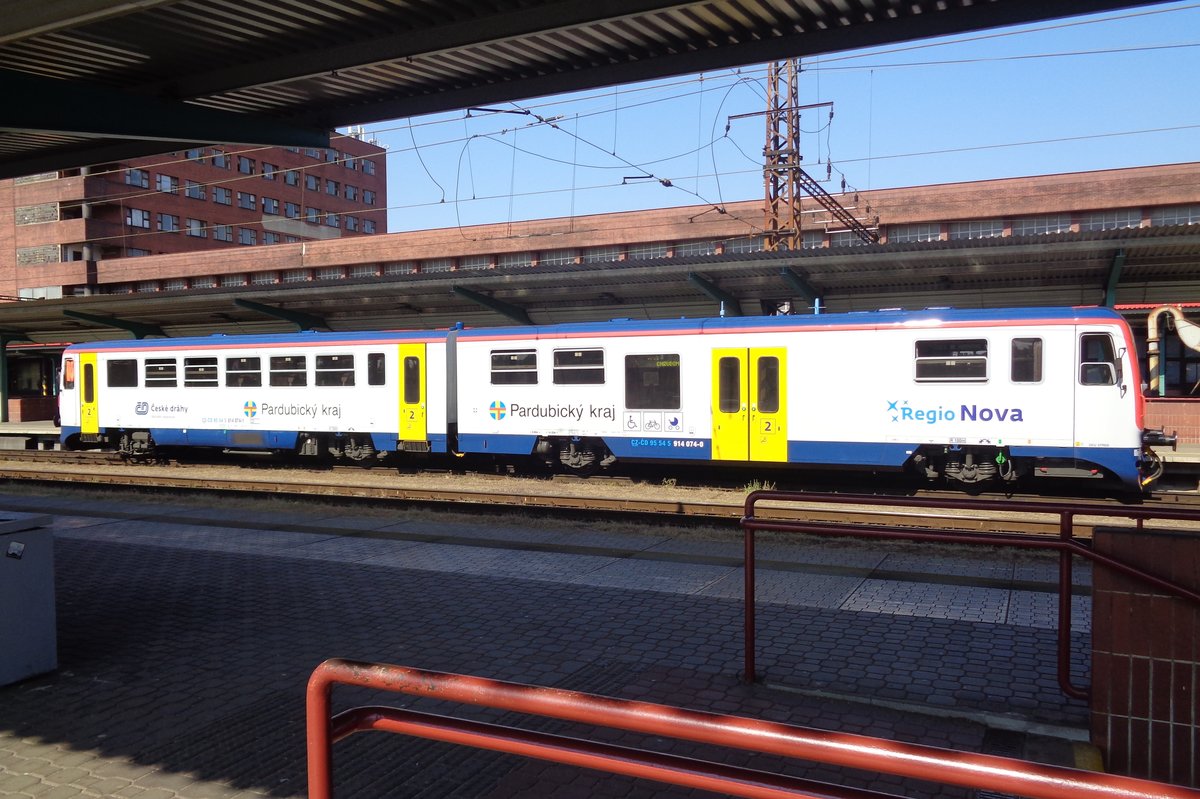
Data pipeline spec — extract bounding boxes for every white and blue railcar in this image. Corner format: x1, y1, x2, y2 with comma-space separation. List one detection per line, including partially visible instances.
454, 306, 1159, 489
58, 330, 449, 460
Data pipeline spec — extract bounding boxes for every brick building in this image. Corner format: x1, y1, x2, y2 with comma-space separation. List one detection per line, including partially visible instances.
0, 132, 387, 300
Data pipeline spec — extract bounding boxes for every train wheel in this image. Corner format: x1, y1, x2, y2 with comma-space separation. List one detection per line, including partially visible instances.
557, 438, 605, 476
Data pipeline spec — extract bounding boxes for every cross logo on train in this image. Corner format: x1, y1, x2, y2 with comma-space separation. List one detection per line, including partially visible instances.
243, 401, 257, 418
489, 401, 506, 421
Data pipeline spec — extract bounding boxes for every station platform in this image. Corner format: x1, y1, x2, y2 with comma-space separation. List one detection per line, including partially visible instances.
0, 487, 1102, 798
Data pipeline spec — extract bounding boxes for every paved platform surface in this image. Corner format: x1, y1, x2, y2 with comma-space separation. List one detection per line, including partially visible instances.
0, 488, 1096, 798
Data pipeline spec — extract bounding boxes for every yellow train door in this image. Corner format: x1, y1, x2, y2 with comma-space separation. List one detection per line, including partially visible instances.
398, 343, 426, 442
711, 348, 787, 462
80, 353, 99, 435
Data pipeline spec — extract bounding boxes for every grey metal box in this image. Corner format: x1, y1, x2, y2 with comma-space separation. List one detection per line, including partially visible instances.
0, 515, 56, 686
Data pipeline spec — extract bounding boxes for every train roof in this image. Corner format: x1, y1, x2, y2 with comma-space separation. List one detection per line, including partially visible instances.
454, 305, 1127, 340
62, 306, 1124, 352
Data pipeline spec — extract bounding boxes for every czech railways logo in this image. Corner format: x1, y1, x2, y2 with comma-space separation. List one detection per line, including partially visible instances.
243, 401, 258, 418
489, 400, 507, 420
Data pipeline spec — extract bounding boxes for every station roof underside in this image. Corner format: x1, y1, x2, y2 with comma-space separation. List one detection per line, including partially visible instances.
2, 225, 1197, 344
0, 0, 1169, 180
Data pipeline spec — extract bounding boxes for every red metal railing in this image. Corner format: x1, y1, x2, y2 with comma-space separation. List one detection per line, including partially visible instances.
307, 658, 1200, 799
740, 491, 1200, 699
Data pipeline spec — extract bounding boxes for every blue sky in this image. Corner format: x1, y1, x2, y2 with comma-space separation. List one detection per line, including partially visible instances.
359, 1, 1200, 234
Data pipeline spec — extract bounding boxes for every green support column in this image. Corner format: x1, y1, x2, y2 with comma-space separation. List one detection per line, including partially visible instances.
1104, 250, 1126, 308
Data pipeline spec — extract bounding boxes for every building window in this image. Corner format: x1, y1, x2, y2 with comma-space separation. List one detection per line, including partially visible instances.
262, 163, 278, 180
1080, 209, 1141, 232
915, 339, 988, 382
213, 225, 233, 242
305, 206, 320, 223
304, 147, 320, 159
262, 197, 280, 215
282, 269, 309, 283
136, 280, 159, 293
285, 202, 300, 219
459, 255, 491, 270
1012, 214, 1072, 236
948, 219, 1005, 240
491, 350, 537, 385
251, 272, 278, 285
211, 151, 229, 169
363, 189, 376, 205
1149, 204, 1200, 226
237, 156, 255, 174
628, 243, 669, 260
263, 232, 280, 244
344, 155, 357, 170
126, 208, 151, 228
185, 148, 204, 161
237, 228, 256, 245
184, 180, 205, 200
888, 223, 940, 243
583, 245, 622, 263
163, 278, 188, 291
192, 276, 216, 289
213, 187, 232, 205
220, 273, 246, 287
325, 148, 337, 163
801, 230, 826, 249
344, 184, 358, 201
363, 219, 376, 234
284, 170, 300, 186
185, 218, 206, 237
625, 354, 680, 409
316, 267, 343, 280
726, 236, 765, 254
345, 216, 359, 232
383, 261, 416, 275
362, 159, 376, 176
497, 252, 532, 268
305, 174, 319, 190
350, 264, 377, 278
324, 212, 339, 228
325, 179, 339, 196
553, 349, 604, 385
539, 249, 578, 266
156, 174, 179, 194
237, 192, 256, 210
829, 231, 869, 247
675, 240, 717, 257
124, 250, 150, 258
125, 169, 149, 188
421, 258, 452, 273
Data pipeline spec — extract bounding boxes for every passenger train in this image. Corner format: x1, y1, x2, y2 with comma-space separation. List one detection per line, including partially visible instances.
57, 306, 1172, 491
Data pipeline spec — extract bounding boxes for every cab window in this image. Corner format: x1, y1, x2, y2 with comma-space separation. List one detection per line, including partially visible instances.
1080, 333, 1117, 386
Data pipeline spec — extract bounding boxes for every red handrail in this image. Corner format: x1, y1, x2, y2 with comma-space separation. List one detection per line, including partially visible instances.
740, 491, 1200, 698
307, 658, 1200, 799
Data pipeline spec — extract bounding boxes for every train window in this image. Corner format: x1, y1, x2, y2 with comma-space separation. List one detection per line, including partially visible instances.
226, 357, 262, 387
914, 339, 988, 382
757, 356, 780, 413
269, 355, 308, 387
62, 358, 75, 390
1011, 338, 1043, 383
718, 357, 741, 413
315, 354, 355, 386
403, 357, 421, 403
491, 350, 537, 385
368, 353, 385, 385
107, 359, 138, 388
625, 354, 680, 409
145, 358, 177, 387
553, 349, 604, 384
83, 364, 94, 404
1080, 333, 1117, 386
184, 357, 219, 387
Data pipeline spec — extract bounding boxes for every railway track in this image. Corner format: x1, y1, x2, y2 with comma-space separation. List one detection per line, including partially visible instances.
2, 450, 1197, 539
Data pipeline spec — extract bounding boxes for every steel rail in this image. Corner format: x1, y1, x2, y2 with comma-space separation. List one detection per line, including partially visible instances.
307, 658, 1200, 799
